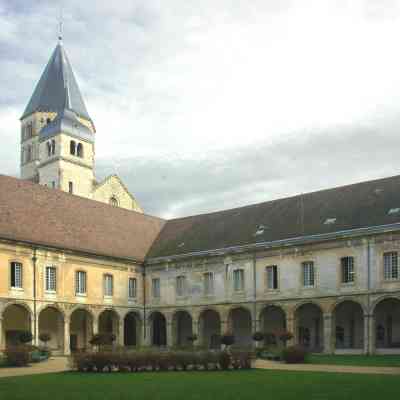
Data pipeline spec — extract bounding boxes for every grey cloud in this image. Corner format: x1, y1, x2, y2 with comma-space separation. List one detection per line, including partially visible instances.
96, 121, 400, 218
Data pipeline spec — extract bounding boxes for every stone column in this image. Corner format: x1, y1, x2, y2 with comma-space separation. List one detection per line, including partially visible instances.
323, 313, 333, 354
192, 320, 199, 347
118, 319, 124, 347
286, 310, 295, 346
0, 317, 3, 351
166, 321, 173, 348
31, 314, 39, 346
92, 315, 99, 335
366, 314, 375, 355
144, 321, 152, 347
221, 320, 228, 335
64, 317, 71, 356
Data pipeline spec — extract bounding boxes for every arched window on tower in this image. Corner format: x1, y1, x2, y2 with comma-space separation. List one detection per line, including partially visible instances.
70, 140, 76, 156
109, 196, 119, 207
77, 143, 84, 158
46, 142, 52, 157
51, 139, 56, 155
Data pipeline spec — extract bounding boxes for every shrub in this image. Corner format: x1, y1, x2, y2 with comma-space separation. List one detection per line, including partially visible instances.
218, 350, 231, 370
19, 331, 33, 345
90, 333, 116, 347
252, 332, 264, 342
4, 347, 30, 367
281, 346, 308, 364
39, 333, 51, 348
221, 333, 235, 347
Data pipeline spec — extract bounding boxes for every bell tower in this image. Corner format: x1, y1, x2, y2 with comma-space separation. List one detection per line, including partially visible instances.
20, 37, 96, 198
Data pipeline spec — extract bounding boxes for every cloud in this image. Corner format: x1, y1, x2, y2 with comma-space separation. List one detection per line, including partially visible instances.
1, 0, 400, 218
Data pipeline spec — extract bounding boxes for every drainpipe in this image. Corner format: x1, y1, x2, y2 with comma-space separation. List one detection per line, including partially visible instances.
142, 268, 146, 344
32, 248, 37, 344
366, 239, 371, 355
252, 251, 257, 333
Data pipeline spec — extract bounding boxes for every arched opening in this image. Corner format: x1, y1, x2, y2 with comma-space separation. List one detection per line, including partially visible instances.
150, 312, 167, 346
46, 142, 52, 157
2, 304, 31, 348
333, 301, 364, 351
70, 140, 76, 156
173, 311, 193, 347
260, 305, 286, 346
295, 303, 324, 352
76, 143, 84, 158
70, 308, 93, 352
199, 309, 221, 349
374, 298, 400, 350
228, 308, 252, 348
109, 196, 119, 207
99, 310, 119, 340
124, 312, 141, 347
38, 307, 64, 352
51, 139, 56, 155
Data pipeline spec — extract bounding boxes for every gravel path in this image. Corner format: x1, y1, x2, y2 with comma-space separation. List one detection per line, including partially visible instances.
255, 359, 400, 375
0, 357, 69, 378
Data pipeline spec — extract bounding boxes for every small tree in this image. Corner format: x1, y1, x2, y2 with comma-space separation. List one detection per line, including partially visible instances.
276, 330, 293, 347
252, 331, 264, 343
19, 331, 33, 346
187, 334, 198, 347
39, 333, 51, 350
221, 332, 235, 350
90, 333, 116, 350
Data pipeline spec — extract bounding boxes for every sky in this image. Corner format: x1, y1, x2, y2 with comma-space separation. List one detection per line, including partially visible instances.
1, 0, 400, 218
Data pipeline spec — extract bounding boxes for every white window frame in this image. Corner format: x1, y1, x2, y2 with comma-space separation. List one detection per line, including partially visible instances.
45, 266, 57, 292
266, 265, 278, 290
341, 257, 355, 284
128, 277, 137, 299
176, 275, 186, 297
203, 272, 214, 295
152, 278, 160, 298
75, 271, 87, 295
104, 274, 113, 297
302, 261, 315, 288
10, 262, 23, 289
383, 252, 399, 281
233, 269, 245, 292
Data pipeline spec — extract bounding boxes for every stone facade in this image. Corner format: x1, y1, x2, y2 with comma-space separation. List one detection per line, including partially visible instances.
1, 231, 399, 355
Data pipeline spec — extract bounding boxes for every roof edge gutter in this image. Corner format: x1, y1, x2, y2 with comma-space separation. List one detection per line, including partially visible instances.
146, 222, 400, 265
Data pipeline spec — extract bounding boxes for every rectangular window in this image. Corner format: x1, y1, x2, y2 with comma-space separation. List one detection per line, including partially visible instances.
204, 272, 214, 295
128, 278, 137, 299
302, 261, 315, 287
176, 276, 186, 297
51, 181, 56, 189
75, 271, 87, 295
45, 266, 57, 292
10, 262, 23, 288
152, 278, 160, 298
68, 181, 73, 194
266, 265, 278, 290
233, 269, 244, 291
104, 274, 113, 297
384, 252, 399, 280
341, 257, 355, 283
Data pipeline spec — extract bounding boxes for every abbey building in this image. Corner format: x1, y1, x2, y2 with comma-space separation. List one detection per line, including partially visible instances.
0, 40, 400, 356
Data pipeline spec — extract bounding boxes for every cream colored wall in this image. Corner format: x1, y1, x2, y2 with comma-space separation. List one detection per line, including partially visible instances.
92, 176, 143, 212
0, 241, 143, 309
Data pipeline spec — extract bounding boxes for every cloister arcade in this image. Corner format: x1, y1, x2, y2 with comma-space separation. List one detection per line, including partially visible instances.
1, 297, 399, 354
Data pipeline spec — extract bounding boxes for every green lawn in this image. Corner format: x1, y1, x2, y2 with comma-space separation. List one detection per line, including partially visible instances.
1, 370, 400, 400
307, 354, 400, 367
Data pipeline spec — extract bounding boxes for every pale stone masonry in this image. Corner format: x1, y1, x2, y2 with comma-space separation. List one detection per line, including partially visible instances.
0, 39, 399, 356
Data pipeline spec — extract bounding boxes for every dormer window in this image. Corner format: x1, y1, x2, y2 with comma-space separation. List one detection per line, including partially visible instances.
46, 118, 51, 124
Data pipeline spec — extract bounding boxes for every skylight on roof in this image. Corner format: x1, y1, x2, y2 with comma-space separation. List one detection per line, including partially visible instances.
324, 218, 336, 225
388, 208, 400, 215
254, 224, 266, 236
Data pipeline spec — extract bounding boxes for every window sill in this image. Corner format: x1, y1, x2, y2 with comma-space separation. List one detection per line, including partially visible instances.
75, 292, 87, 297
302, 285, 316, 290
383, 278, 400, 283
10, 287, 24, 291
264, 288, 280, 294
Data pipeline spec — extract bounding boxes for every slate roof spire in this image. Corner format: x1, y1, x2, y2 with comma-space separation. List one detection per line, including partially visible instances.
21, 41, 92, 122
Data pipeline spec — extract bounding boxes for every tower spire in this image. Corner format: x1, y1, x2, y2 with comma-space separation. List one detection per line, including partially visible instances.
58, 4, 63, 42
